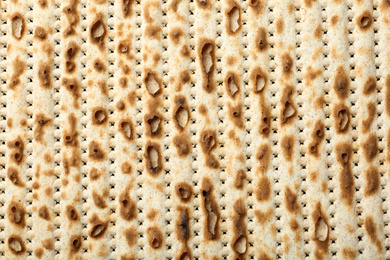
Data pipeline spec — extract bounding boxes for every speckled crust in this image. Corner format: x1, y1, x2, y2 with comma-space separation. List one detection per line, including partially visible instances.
1, 0, 388, 259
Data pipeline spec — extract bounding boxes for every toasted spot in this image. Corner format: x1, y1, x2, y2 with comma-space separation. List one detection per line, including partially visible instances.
34, 26, 47, 40
234, 169, 246, 190
38, 63, 52, 89
169, 27, 184, 45
120, 77, 128, 89
88, 141, 106, 161
124, 227, 137, 247
173, 134, 191, 157
70, 235, 82, 254
8, 235, 25, 255
364, 166, 379, 196
34, 113, 51, 143
176, 182, 193, 202
8, 56, 25, 90
92, 190, 107, 209
255, 208, 273, 225
11, 13, 25, 40
281, 135, 294, 161
256, 143, 271, 173
145, 24, 161, 39
333, 103, 350, 133
304, 0, 316, 7
119, 119, 134, 141
66, 205, 79, 221
118, 190, 137, 221
362, 102, 376, 133
333, 66, 350, 100
89, 214, 108, 239
38, 206, 50, 220
365, 216, 383, 251
34, 248, 44, 258
362, 134, 378, 162
335, 142, 352, 166
180, 45, 190, 57
309, 120, 325, 157
196, 0, 211, 9
147, 226, 164, 249
314, 25, 322, 39
93, 58, 106, 73
227, 102, 244, 129
42, 238, 54, 250
201, 177, 220, 240
357, 10, 373, 31
330, 15, 339, 27
342, 247, 357, 258
363, 76, 376, 95
144, 142, 163, 176
122, 0, 134, 18
226, 1, 242, 34
256, 27, 268, 52
281, 53, 293, 76
305, 66, 322, 83
256, 176, 271, 202
120, 162, 132, 174
275, 17, 284, 34
198, 38, 216, 93
285, 187, 300, 214
62, 78, 81, 108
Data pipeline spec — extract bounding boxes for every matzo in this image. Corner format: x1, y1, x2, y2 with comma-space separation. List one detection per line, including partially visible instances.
1, 0, 389, 259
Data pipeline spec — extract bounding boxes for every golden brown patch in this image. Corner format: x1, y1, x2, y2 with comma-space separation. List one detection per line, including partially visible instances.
7, 166, 25, 187
8, 56, 25, 90
175, 206, 191, 243
69, 235, 82, 255
311, 202, 329, 256
333, 66, 350, 100
250, 67, 268, 94
364, 216, 383, 251
362, 134, 378, 162
146, 209, 158, 220
169, 27, 184, 45
363, 76, 376, 95
62, 78, 81, 108
281, 135, 294, 161
34, 26, 47, 40
314, 25, 322, 39
335, 142, 354, 206
281, 53, 293, 77
34, 248, 44, 258
8, 136, 25, 165
11, 13, 25, 40
275, 17, 284, 34
364, 166, 380, 196
255, 27, 268, 52
92, 190, 107, 209
362, 102, 376, 133
305, 66, 322, 83
42, 239, 54, 250
65, 205, 79, 222
234, 169, 246, 190
227, 102, 244, 129
145, 24, 161, 40
173, 134, 191, 157
330, 15, 339, 27
196, 0, 211, 9
199, 130, 220, 169
255, 208, 273, 225
231, 198, 248, 257
285, 186, 300, 214
122, 0, 134, 18
256, 143, 271, 173
118, 190, 137, 221
88, 141, 106, 161
224, 71, 240, 99
256, 176, 271, 202
124, 227, 137, 247
308, 120, 325, 157
304, 0, 316, 8
38, 206, 50, 221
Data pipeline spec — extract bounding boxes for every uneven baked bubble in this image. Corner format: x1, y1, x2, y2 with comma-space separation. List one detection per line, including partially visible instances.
8, 235, 26, 255
201, 177, 220, 240
145, 113, 163, 137
173, 96, 190, 130
145, 142, 163, 176
226, 1, 242, 34
333, 103, 350, 133
175, 182, 193, 202
11, 13, 25, 40
89, 214, 108, 239
144, 70, 162, 96
119, 119, 134, 141
198, 39, 216, 93
255, 27, 268, 52
147, 226, 164, 249
119, 190, 137, 221
225, 71, 240, 98
357, 10, 373, 31
90, 15, 107, 48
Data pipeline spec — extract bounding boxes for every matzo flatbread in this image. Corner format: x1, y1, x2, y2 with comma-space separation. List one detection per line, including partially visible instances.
2, 0, 388, 259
